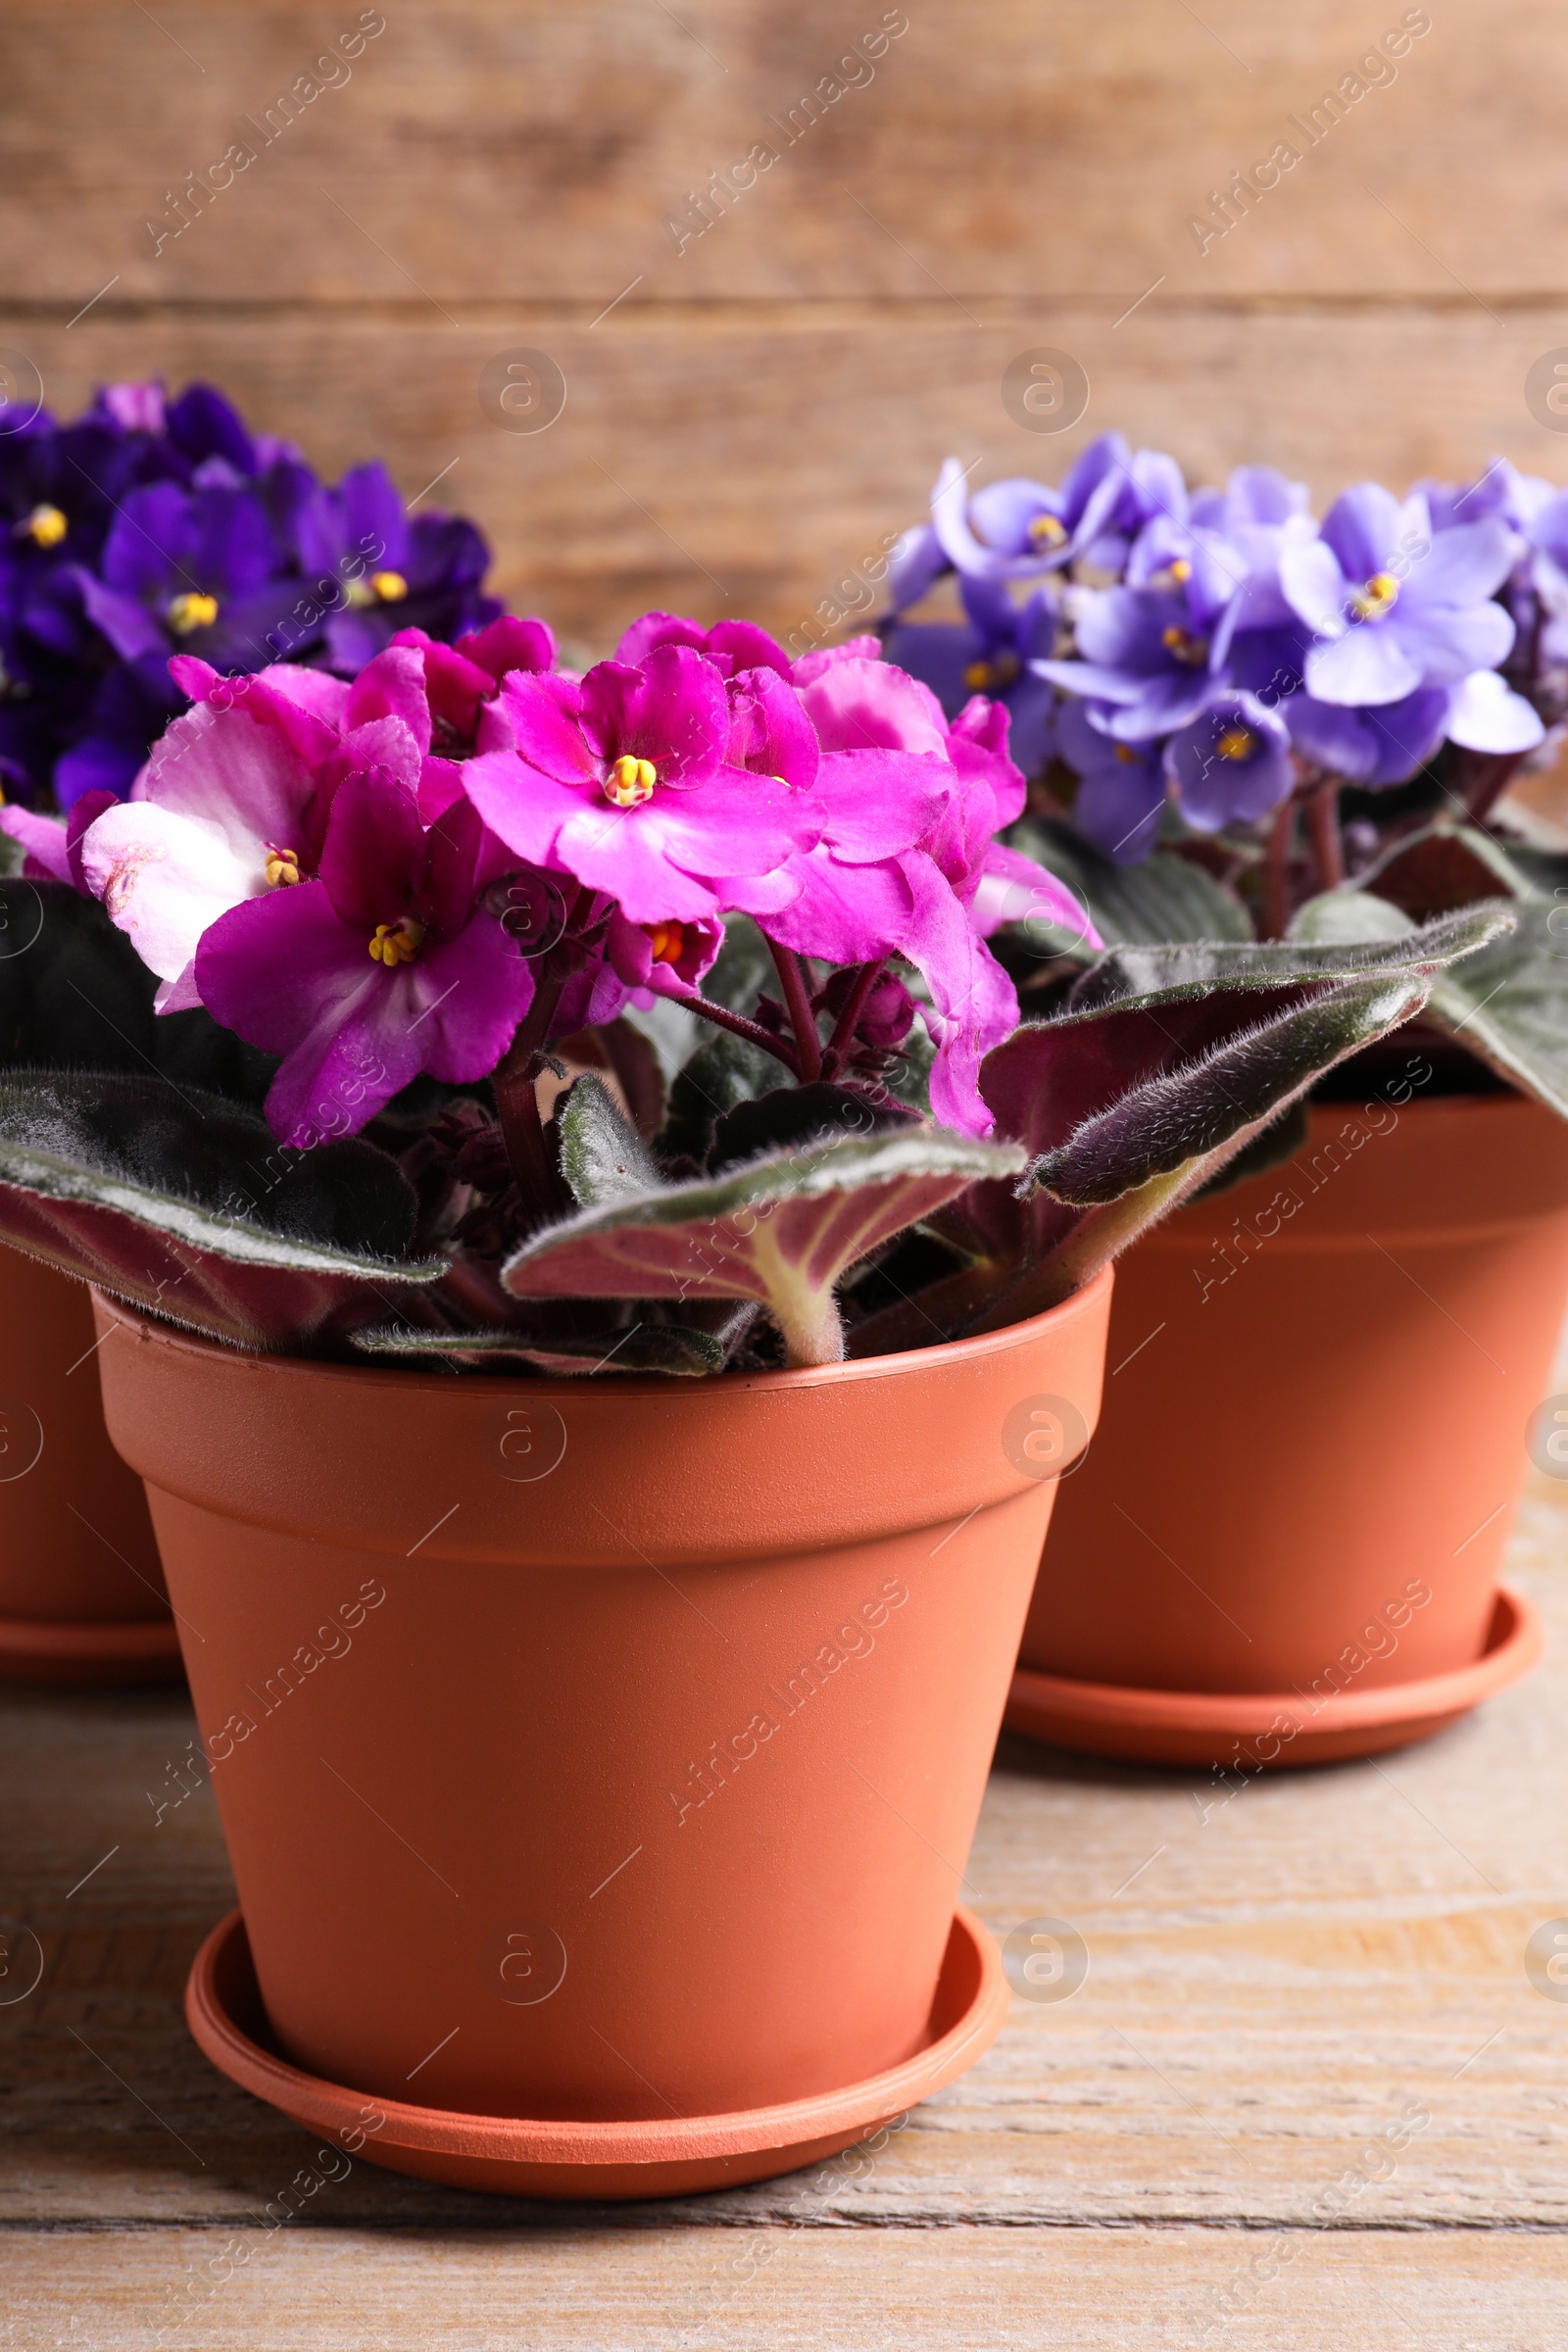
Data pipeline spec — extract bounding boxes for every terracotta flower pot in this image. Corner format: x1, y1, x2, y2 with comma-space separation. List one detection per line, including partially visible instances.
1008, 1091, 1568, 1769
94, 1269, 1111, 2200
0, 1247, 176, 1683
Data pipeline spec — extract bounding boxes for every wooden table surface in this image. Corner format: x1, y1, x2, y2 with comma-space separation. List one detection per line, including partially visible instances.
5, 1480, 1568, 2350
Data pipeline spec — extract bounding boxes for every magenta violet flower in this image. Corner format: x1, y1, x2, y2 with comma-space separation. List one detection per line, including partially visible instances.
614, 610, 793, 679
726, 650, 1098, 1133
194, 765, 533, 1148
462, 643, 812, 922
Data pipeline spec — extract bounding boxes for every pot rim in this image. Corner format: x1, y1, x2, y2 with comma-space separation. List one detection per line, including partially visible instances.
92, 1259, 1114, 1406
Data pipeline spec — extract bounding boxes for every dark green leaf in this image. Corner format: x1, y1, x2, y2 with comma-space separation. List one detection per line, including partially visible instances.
0, 878, 272, 1102
1427, 903, 1568, 1118
1067, 905, 1509, 1010
1351, 820, 1538, 917
708, 1081, 910, 1173
1185, 1097, 1311, 1201
1030, 973, 1434, 1207
1005, 816, 1254, 950
502, 1125, 1024, 1367
556, 1074, 663, 1206
0, 1070, 442, 1350
958, 906, 1514, 1326
350, 1298, 756, 1378
659, 1025, 784, 1164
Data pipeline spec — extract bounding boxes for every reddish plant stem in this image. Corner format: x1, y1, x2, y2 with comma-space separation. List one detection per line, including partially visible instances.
492, 969, 571, 1230
682, 991, 801, 1073
768, 939, 823, 1081
1261, 796, 1296, 940
1465, 750, 1526, 827
822, 957, 889, 1072
1305, 778, 1346, 891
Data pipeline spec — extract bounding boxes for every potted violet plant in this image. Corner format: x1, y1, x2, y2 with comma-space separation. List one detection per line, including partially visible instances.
0, 375, 498, 1679
885, 438, 1568, 1769
0, 596, 1497, 2194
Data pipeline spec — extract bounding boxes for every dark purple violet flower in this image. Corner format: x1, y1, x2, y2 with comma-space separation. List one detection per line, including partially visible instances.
293, 463, 500, 674
53, 652, 188, 810
74, 477, 305, 678
0, 382, 502, 811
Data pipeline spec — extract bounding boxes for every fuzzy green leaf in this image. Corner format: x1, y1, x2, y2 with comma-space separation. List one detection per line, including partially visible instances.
1426, 904, 1568, 1118
350, 1300, 755, 1378
659, 1025, 784, 1165
1004, 817, 1254, 951
0, 1070, 442, 1350
1067, 905, 1507, 1008
954, 906, 1513, 1327
502, 1125, 1025, 1367
1351, 820, 1540, 918
556, 1074, 663, 1206
1289, 890, 1416, 946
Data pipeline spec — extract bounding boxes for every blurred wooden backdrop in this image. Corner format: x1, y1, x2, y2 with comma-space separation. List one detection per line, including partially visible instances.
2, 0, 1564, 656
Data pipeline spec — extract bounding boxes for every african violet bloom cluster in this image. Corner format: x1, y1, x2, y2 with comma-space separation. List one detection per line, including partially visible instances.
52, 610, 1077, 1148
886, 436, 1550, 892
0, 377, 497, 814
0, 589, 1505, 1375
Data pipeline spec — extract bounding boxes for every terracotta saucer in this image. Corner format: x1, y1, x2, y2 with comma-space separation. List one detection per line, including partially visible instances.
186, 1903, 1008, 2201
1004, 1584, 1543, 1770
0, 1609, 183, 1686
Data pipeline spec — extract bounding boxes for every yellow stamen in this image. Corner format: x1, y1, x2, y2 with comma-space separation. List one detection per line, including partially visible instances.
1160, 624, 1208, 665
1349, 569, 1399, 620
167, 591, 220, 635
1215, 726, 1255, 760
368, 917, 426, 966
368, 568, 408, 602
964, 652, 1020, 692
1168, 558, 1193, 582
1027, 513, 1067, 548
605, 753, 657, 808
265, 847, 301, 888
646, 919, 685, 966
20, 504, 67, 549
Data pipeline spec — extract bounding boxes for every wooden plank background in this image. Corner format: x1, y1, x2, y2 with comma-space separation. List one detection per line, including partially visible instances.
4, 3, 1567, 653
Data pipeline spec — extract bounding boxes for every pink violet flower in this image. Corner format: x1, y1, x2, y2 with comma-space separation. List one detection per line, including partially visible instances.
462, 644, 812, 923
726, 653, 1097, 1132
195, 768, 534, 1147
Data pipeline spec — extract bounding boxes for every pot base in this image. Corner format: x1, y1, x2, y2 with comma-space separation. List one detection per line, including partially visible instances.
0, 1608, 183, 1686
1004, 1584, 1542, 1770
186, 1904, 1009, 2202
